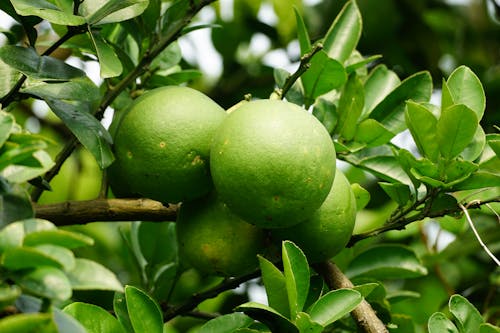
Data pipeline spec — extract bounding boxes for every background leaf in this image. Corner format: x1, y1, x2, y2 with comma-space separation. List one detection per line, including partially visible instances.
0, 313, 58, 333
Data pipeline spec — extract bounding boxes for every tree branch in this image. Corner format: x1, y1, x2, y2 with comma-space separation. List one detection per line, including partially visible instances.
313, 261, 388, 333
34, 198, 178, 225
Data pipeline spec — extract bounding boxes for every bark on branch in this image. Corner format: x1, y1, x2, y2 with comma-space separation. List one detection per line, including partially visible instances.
314, 261, 389, 333
34, 198, 178, 225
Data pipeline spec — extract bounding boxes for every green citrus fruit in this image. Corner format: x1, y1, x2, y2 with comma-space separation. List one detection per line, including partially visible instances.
210, 99, 336, 228
108, 86, 226, 203
176, 193, 267, 277
271, 169, 357, 263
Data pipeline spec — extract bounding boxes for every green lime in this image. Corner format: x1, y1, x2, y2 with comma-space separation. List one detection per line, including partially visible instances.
176, 193, 267, 277
108, 86, 226, 203
210, 99, 336, 228
272, 169, 357, 263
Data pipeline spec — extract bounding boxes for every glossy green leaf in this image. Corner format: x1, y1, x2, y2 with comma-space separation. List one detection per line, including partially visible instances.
33, 244, 75, 271
258, 255, 290, 317
335, 73, 364, 140
0, 285, 21, 309
370, 71, 432, 134
236, 302, 299, 333
378, 182, 411, 206
486, 134, 500, 158
295, 312, 323, 333
322, 0, 362, 63
480, 324, 500, 333
352, 283, 379, 298
441, 79, 454, 112
308, 289, 362, 326
312, 98, 337, 134
2, 150, 54, 184
452, 171, 500, 190
44, 98, 114, 169
354, 118, 394, 147
125, 285, 163, 333
11, 0, 86, 26
0, 58, 22, 99
282, 240, 310, 318
461, 126, 486, 161
446, 65, 486, 120
351, 183, 370, 211
197, 313, 254, 333
82, 0, 149, 25
23, 229, 94, 248
294, 7, 311, 55
437, 104, 478, 160
362, 65, 400, 117
355, 156, 412, 185
301, 50, 346, 107
449, 294, 484, 333
0, 313, 58, 333
15, 266, 72, 301
89, 31, 123, 78
66, 258, 123, 292
405, 101, 439, 161
1, 246, 63, 270
0, 45, 85, 80
428, 312, 459, 333
22, 79, 101, 104
63, 302, 126, 333
113, 292, 134, 333
0, 179, 34, 225
346, 244, 428, 279
0, 112, 14, 148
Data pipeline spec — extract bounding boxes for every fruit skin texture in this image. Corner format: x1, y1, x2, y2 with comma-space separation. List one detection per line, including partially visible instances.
108, 86, 226, 203
210, 99, 336, 229
271, 169, 356, 263
176, 193, 266, 277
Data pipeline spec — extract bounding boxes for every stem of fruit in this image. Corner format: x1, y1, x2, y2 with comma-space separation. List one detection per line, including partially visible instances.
272, 43, 323, 100
313, 260, 389, 333
30, 0, 217, 202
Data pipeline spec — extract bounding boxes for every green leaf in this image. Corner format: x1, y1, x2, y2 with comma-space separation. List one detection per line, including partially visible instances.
308, 289, 362, 326
33, 244, 75, 271
487, 134, 500, 158
354, 119, 394, 147
322, 0, 362, 63
137, 221, 177, 269
295, 312, 324, 333
452, 171, 500, 190
378, 182, 411, 206
43, 98, 114, 169
23, 229, 94, 248
0, 285, 21, 310
294, 7, 311, 55
236, 302, 299, 333
0, 221, 24, 253
113, 292, 134, 333
437, 104, 478, 160
22, 79, 101, 104
301, 51, 346, 107
66, 258, 123, 292
197, 313, 254, 333
346, 244, 428, 279
15, 266, 72, 301
282, 240, 310, 319
405, 101, 439, 162
480, 324, 500, 333
370, 71, 432, 134
0, 179, 34, 225
0, 58, 23, 99
1, 246, 63, 270
428, 312, 459, 333
461, 126, 486, 162
125, 285, 163, 333
0, 112, 14, 148
355, 156, 412, 185
11, 0, 86, 26
258, 255, 290, 317
352, 283, 379, 298
386, 290, 420, 303
2, 150, 54, 184
350, 183, 370, 210
446, 65, 486, 120
150, 42, 182, 70
335, 73, 364, 140
63, 302, 126, 333
312, 98, 337, 134
449, 294, 484, 333
89, 31, 123, 78
273, 0, 302, 41
0, 45, 85, 81
0, 313, 58, 333
362, 65, 400, 117
82, 0, 150, 25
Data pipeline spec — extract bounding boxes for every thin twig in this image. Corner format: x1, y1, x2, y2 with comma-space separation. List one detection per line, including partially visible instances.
459, 203, 500, 266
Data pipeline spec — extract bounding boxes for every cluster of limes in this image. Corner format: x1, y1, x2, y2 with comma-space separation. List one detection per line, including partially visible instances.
108, 86, 357, 277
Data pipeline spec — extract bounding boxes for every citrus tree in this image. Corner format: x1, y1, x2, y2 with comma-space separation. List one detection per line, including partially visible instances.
0, 0, 499, 332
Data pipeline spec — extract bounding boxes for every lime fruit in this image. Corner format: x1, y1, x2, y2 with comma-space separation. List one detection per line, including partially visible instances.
210, 99, 336, 228
108, 86, 226, 203
176, 193, 267, 277
271, 169, 357, 263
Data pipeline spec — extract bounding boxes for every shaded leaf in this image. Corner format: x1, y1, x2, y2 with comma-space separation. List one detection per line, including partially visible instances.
295, 312, 323, 333
0, 112, 14, 148
63, 302, 126, 333
258, 255, 290, 317
15, 266, 72, 301
33, 244, 75, 271
449, 294, 484, 333
197, 313, 254, 333
0, 313, 58, 333
461, 126, 486, 162
351, 183, 370, 211
437, 104, 478, 160
0, 179, 34, 225
294, 7, 311, 55
22, 79, 100, 104
378, 182, 411, 206
322, 0, 362, 63
480, 324, 500, 333
354, 119, 394, 147
82, 0, 149, 25
0, 285, 21, 310
1, 246, 63, 270
125, 285, 163, 333
11, 0, 86, 26
405, 101, 439, 161
236, 302, 299, 333
23, 229, 94, 248
346, 244, 427, 279
282, 240, 310, 318
113, 292, 134, 333
428, 312, 459, 333
335, 73, 364, 140
0, 45, 84, 80
66, 258, 123, 292
452, 171, 500, 190
2, 150, 54, 184
312, 98, 337, 134
446, 65, 486, 120
308, 289, 362, 326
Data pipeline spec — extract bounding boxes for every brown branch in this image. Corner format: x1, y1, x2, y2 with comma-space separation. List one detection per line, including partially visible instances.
34, 198, 178, 225
313, 261, 388, 333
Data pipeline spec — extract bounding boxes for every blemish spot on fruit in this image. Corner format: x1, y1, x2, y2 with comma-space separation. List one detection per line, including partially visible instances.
265, 215, 273, 221
305, 177, 312, 183
191, 155, 203, 166
127, 151, 133, 158
159, 141, 166, 148
273, 195, 280, 202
